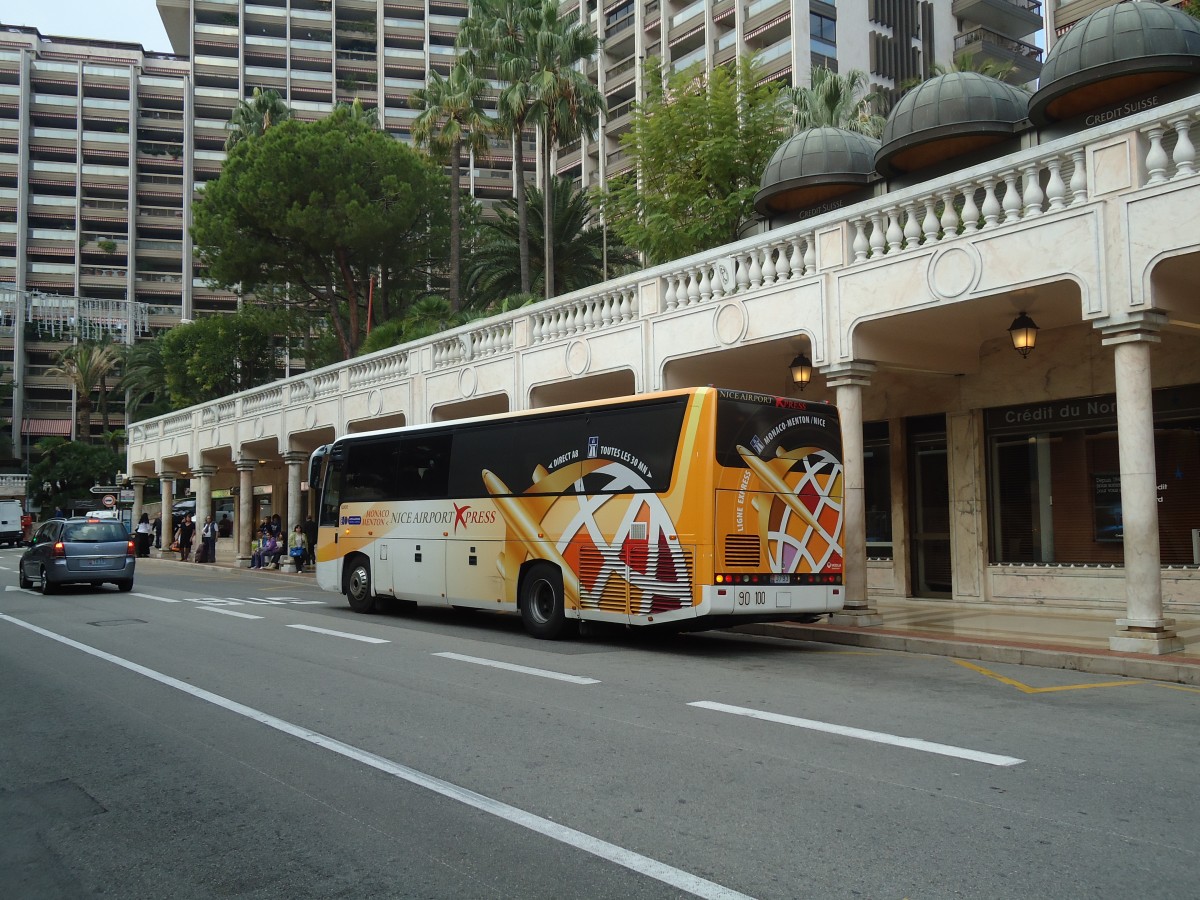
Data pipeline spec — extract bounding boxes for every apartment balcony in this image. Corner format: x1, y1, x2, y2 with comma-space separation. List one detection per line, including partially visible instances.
28, 160, 79, 189
135, 237, 183, 261
80, 62, 133, 91
605, 96, 635, 131
193, 149, 227, 175
26, 261, 75, 289
80, 199, 128, 224
81, 234, 128, 256
557, 147, 582, 173
955, 26, 1043, 85
136, 271, 185, 296
79, 94, 131, 123
78, 164, 129, 190
743, 0, 789, 36
81, 265, 129, 289
135, 206, 185, 228
953, 0, 1043, 41
246, 65, 288, 90
246, 2, 286, 22
383, 19, 425, 42
29, 194, 78, 220
604, 54, 638, 96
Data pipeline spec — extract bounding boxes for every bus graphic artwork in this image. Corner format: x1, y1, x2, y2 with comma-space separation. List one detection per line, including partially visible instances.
738, 445, 844, 575
484, 459, 691, 616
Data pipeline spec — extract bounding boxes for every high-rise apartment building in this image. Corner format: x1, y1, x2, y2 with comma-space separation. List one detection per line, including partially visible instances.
1, 0, 1042, 455
558, 0, 968, 190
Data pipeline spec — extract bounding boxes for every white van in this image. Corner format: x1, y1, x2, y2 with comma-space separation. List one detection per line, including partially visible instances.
0, 499, 24, 546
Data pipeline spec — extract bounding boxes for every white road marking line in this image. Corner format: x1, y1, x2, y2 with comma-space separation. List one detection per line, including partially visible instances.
240, 597, 289, 605
688, 701, 1024, 767
433, 652, 600, 685
0, 614, 751, 900
286, 624, 389, 644
197, 607, 264, 620
133, 592, 181, 603
4, 586, 38, 595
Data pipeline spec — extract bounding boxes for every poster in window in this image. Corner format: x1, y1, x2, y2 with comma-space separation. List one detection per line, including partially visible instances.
1093, 473, 1123, 542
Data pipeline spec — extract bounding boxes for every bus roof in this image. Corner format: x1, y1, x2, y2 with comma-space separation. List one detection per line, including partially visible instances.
328, 386, 836, 447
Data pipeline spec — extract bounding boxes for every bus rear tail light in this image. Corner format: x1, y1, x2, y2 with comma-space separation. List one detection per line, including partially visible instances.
715, 573, 843, 586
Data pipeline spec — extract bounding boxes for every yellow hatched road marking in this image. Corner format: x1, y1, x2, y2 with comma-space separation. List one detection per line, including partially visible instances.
950, 658, 1145, 693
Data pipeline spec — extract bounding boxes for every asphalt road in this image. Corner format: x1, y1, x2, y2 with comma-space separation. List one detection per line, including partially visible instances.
2, 551, 1198, 899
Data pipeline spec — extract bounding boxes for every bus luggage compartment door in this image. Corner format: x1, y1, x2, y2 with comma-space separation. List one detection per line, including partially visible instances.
389, 538, 448, 605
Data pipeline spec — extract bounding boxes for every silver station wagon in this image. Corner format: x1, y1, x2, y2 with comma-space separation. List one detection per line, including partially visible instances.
19, 517, 136, 593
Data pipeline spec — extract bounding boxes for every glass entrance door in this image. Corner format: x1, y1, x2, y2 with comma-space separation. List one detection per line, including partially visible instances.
909, 418, 951, 597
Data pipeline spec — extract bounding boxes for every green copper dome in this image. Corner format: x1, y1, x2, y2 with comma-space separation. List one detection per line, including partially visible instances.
1030, 1, 1200, 126
755, 127, 881, 217
875, 72, 1029, 178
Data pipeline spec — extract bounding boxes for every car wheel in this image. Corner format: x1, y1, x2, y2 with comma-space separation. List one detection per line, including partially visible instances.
345, 557, 376, 614
39, 565, 57, 595
115, 579, 133, 592
19, 564, 32, 590
520, 563, 568, 640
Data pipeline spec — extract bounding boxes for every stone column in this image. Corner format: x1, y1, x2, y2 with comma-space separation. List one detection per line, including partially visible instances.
1101, 317, 1182, 653
130, 476, 147, 528
235, 459, 256, 568
195, 465, 215, 531
825, 363, 882, 625
281, 452, 306, 573
159, 470, 175, 555
947, 411, 985, 602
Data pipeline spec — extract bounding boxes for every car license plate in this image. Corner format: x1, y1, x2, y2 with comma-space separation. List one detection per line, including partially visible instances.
84, 558, 107, 567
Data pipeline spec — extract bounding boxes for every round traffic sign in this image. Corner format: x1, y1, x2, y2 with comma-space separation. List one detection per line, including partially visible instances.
102, 494, 116, 508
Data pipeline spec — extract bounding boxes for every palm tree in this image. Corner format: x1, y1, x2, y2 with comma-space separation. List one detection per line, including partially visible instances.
465, 177, 636, 307
411, 62, 492, 311
457, 0, 541, 295
336, 96, 380, 128
789, 67, 886, 138
46, 340, 120, 442
225, 88, 293, 151
527, 0, 603, 299
119, 337, 171, 421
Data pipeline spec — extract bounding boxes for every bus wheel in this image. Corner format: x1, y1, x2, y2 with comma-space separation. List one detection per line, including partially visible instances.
345, 557, 377, 614
520, 564, 567, 639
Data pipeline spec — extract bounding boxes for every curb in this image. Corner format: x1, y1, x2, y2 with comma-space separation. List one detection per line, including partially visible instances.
733, 622, 1200, 686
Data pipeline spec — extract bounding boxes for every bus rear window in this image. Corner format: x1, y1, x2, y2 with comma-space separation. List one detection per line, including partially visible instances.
715, 396, 841, 468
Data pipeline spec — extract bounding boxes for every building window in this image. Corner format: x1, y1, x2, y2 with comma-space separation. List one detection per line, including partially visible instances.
810, 11, 837, 58
986, 386, 1200, 566
864, 421, 892, 559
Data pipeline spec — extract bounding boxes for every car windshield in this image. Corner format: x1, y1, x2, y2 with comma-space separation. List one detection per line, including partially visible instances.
63, 522, 128, 542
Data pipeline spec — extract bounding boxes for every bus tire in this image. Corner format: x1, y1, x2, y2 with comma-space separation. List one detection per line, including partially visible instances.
345, 556, 377, 614
520, 563, 567, 640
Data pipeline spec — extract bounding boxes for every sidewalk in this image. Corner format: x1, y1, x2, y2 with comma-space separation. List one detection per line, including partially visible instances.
739, 598, 1200, 686
148, 537, 314, 578
150, 540, 1200, 685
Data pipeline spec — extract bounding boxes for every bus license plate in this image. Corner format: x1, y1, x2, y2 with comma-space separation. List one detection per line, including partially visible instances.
770, 575, 789, 584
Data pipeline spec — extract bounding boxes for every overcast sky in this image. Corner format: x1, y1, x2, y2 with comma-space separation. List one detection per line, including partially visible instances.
3, 0, 173, 54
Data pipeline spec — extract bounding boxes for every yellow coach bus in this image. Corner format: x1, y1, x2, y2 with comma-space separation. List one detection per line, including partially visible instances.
308, 387, 845, 638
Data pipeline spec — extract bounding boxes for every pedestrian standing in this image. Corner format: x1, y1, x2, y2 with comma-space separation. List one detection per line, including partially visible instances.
288, 524, 307, 573
152, 513, 162, 550
200, 515, 217, 564
135, 513, 153, 558
178, 513, 195, 562
302, 515, 318, 569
